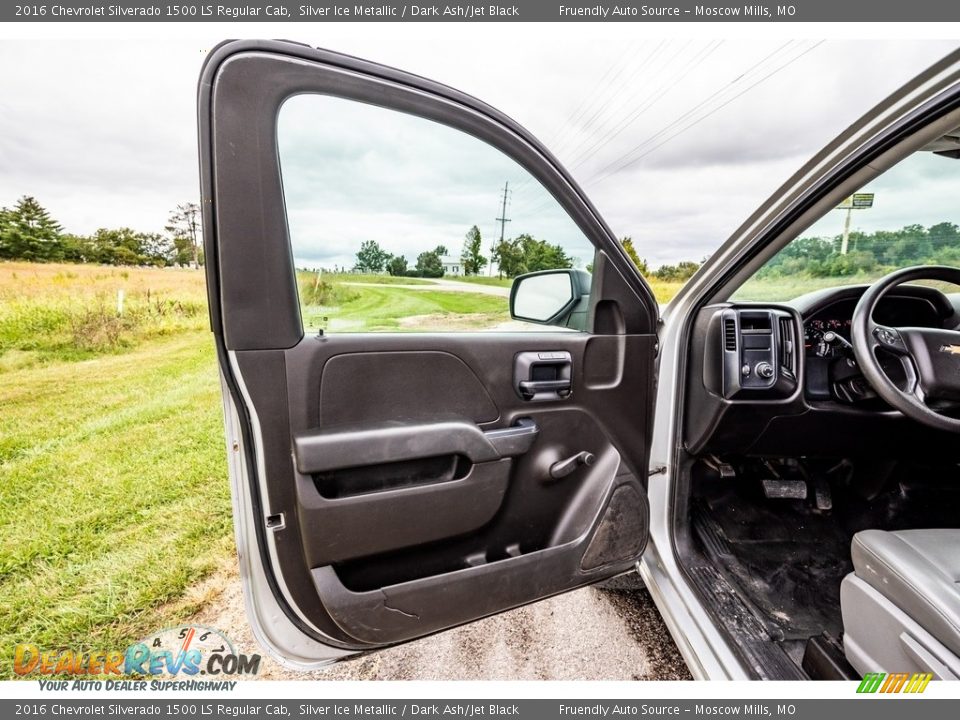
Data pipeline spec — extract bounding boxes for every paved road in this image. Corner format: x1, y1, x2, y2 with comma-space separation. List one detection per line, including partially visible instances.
190, 566, 691, 681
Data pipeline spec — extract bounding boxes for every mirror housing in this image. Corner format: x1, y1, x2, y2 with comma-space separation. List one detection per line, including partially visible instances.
509, 269, 592, 331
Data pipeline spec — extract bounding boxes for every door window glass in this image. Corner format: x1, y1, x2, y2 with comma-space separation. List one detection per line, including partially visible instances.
277, 94, 594, 333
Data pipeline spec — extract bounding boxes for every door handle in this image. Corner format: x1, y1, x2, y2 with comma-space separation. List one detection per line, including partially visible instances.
514, 350, 573, 401
518, 379, 571, 395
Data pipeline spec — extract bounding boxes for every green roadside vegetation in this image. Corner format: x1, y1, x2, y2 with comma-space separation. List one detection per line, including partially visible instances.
0, 261, 520, 678
0, 331, 230, 678
318, 272, 432, 285
736, 222, 960, 301
452, 276, 513, 287
296, 273, 510, 332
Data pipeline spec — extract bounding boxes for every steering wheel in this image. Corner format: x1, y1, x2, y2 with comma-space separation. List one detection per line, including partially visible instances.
851, 265, 960, 433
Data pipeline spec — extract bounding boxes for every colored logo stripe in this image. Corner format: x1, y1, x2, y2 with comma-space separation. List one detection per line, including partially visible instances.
906, 673, 933, 693
856, 672, 933, 693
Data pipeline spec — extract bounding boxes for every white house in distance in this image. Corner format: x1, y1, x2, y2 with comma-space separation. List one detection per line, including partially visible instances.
440, 256, 464, 276
438, 256, 501, 276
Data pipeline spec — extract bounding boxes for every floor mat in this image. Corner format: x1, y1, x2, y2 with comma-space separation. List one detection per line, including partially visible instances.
692, 488, 851, 642
692, 462, 960, 644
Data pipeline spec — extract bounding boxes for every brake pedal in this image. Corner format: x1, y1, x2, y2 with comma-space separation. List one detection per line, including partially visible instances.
761, 479, 808, 500
813, 476, 833, 511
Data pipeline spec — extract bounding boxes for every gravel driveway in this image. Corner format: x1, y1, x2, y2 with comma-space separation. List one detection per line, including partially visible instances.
190, 565, 691, 681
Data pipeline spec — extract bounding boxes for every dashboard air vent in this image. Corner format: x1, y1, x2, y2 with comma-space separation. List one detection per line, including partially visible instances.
779, 317, 795, 374
723, 318, 737, 352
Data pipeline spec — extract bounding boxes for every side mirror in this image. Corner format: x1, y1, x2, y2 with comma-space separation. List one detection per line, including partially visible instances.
509, 269, 592, 330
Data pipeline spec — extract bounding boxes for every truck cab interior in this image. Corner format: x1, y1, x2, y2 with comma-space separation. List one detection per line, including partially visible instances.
670, 126, 960, 680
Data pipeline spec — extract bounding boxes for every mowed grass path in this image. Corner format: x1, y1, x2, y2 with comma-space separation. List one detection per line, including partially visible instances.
303, 285, 510, 332
0, 330, 229, 677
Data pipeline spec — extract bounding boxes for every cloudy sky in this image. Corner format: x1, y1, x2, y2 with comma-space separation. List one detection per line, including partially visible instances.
1, 30, 957, 268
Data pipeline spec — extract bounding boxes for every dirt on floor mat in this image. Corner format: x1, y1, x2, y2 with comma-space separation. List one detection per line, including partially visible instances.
188, 564, 692, 681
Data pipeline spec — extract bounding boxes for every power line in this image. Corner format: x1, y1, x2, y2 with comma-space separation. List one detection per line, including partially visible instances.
511, 42, 660, 198
580, 40, 797, 181
517, 40, 723, 219
552, 39, 676, 161
514, 40, 722, 218
571, 40, 792, 174
586, 40, 826, 188
564, 39, 723, 171
544, 42, 647, 153
562, 40, 703, 164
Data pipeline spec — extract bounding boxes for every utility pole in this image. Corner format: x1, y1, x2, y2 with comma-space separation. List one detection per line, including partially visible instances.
492, 181, 511, 276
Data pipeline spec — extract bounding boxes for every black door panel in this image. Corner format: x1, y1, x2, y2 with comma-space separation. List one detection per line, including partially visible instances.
231, 332, 653, 646
317, 351, 500, 425
311, 475, 644, 645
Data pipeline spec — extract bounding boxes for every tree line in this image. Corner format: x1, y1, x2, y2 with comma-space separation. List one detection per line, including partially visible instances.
3, 194, 708, 283
352, 225, 577, 279
755, 222, 960, 279
617, 237, 702, 282
0, 196, 203, 267
351, 228, 704, 282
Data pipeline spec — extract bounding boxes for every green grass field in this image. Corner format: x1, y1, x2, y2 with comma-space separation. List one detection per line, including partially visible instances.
0, 259, 826, 678
301, 285, 510, 332
451, 275, 513, 287
0, 331, 230, 677
317, 272, 432, 285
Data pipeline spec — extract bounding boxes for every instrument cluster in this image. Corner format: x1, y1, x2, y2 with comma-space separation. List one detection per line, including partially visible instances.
803, 317, 852, 357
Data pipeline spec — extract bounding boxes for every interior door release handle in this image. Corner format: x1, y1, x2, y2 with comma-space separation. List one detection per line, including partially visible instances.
514, 350, 573, 401
550, 451, 596, 479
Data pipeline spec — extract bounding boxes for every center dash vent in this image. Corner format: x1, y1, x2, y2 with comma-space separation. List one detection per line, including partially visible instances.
779, 317, 796, 374
723, 318, 737, 351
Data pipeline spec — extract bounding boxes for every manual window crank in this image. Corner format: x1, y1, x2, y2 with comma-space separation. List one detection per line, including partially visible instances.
549, 451, 596, 479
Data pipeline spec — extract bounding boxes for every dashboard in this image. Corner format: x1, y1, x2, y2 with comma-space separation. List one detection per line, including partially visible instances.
804, 317, 851, 357
802, 294, 946, 358
685, 284, 960, 457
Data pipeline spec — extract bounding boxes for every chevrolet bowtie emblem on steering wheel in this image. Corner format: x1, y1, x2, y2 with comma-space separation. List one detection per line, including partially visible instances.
939, 344, 960, 355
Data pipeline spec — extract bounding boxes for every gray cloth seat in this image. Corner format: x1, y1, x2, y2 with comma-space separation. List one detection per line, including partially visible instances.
845, 529, 960, 668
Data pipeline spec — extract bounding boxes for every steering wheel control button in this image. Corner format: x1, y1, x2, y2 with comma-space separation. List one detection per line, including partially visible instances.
755, 362, 774, 379
874, 327, 902, 347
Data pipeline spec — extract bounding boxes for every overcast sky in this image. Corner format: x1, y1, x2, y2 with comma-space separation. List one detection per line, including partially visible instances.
0, 31, 957, 268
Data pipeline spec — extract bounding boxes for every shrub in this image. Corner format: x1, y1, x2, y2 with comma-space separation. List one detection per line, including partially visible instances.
297, 275, 360, 306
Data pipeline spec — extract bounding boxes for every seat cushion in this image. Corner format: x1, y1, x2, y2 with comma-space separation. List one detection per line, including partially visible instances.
851, 529, 960, 657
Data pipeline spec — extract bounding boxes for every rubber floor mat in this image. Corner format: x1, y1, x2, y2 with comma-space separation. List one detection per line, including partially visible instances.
692, 493, 851, 641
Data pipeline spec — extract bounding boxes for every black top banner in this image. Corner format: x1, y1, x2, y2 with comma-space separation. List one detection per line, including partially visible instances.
5, 0, 960, 22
